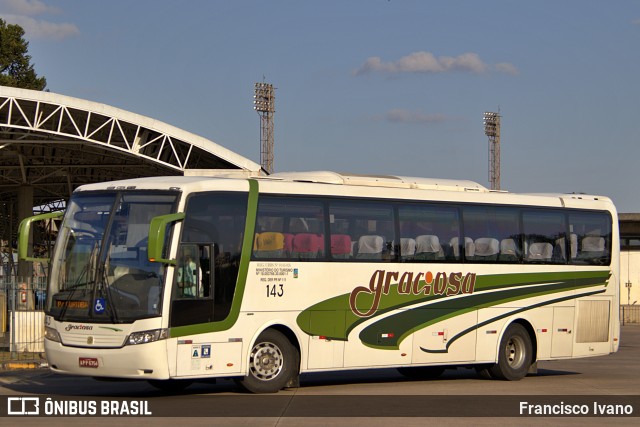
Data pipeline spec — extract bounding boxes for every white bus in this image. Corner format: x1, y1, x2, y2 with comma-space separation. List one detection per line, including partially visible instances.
19, 171, 620, 393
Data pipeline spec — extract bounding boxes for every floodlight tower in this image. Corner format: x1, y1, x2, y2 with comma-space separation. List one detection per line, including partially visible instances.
483, 111, 501, 190
254, 82, 275, 174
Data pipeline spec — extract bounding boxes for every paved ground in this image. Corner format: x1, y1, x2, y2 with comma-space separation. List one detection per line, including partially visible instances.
0, 326, 638, 426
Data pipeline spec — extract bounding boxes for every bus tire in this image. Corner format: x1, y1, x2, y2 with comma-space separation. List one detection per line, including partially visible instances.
237, 329, 299, 393
475, 365, 494, 379
489, 323, 532, 381
397, 366, 446, 379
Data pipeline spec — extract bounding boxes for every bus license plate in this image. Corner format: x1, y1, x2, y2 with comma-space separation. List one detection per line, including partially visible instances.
79, 357, 99, 368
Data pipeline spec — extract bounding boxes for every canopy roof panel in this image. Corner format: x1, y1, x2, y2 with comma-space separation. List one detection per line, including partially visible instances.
0, 86, 261, 258
0, 86, 261, 207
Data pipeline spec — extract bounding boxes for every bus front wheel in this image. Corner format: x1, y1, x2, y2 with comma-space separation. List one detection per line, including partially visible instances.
489, 323, 532, 381
236, 329, 299, 393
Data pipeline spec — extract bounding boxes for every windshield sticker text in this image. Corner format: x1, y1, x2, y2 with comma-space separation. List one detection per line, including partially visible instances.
56, 300, 89, 309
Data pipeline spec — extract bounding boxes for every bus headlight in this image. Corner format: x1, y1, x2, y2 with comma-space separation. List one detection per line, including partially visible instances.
44, 326, 61, 343
126, 328, 169, 345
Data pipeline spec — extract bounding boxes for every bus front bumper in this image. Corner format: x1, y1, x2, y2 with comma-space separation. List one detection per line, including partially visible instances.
45, 339, 171, 380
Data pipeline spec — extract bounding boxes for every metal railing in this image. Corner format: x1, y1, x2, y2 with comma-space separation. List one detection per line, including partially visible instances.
0, 276, 47, 361
621, 305, 640, 325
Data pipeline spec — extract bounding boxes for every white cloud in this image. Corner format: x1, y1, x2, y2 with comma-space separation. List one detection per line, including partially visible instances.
375, 109, 450, 125
0, 13, 79, 40
0, 1, 78, 40
495, 62, 519, 76
0, 0, 58, 16
354, 51, 518, 76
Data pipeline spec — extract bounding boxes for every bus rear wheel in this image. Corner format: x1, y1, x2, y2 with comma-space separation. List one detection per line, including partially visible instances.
489, 323, 532, 381
236, 329, 299, 393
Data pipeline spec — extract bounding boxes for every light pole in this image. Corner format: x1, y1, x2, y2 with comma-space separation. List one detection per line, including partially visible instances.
254, 82, 275, 174
484, 111, 501, 190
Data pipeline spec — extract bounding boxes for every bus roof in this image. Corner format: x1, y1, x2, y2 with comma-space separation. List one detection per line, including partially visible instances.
266, 171, 489, 192
73, 171, 613, 209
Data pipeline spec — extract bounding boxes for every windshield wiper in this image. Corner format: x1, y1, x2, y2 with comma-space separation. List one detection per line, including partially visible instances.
57, 262, 92, 321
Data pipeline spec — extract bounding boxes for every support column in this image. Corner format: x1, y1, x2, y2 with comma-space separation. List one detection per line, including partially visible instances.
17, 185, 33, 279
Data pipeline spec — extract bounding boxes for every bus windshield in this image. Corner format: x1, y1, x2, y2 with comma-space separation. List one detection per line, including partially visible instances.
46, 191, 179, 323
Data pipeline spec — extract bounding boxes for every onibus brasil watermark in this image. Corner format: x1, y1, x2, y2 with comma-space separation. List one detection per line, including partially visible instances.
6, 397, 152, 416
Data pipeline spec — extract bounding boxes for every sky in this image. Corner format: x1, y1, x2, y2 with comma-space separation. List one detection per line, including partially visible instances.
1, 0, 639, 211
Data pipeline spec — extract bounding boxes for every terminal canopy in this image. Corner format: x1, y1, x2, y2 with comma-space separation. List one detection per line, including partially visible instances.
0, 86, 261, 267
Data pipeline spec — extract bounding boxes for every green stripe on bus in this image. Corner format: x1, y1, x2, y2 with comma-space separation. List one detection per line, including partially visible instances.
359, 279, 608, 349
170, 179, 259, 337
296, 270, 610, 341
418, 289, 605, 354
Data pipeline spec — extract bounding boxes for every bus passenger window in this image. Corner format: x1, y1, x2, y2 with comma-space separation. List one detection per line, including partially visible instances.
253, 196, 326, 261
569, 211, 612, 265
462, 205, 520, 263
522, 210, 567, 264
329, 200, 397, 262
398, 204, 460, 262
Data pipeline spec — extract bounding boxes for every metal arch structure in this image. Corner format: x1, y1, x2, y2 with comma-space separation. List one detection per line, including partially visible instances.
0, 86, 261, 203
0, 86, 262, 276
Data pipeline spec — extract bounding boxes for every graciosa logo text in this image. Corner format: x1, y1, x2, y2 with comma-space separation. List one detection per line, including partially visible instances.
349, 270, 476, 317
65, 324, 93, 332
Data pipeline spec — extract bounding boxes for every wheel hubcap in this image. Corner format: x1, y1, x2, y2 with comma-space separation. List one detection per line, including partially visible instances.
506, 336, 525, 369
249, 342, 283, 381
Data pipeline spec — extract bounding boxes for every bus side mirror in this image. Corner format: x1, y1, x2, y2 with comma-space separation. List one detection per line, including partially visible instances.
148, 212, 185, 265
18, 211, 64, 262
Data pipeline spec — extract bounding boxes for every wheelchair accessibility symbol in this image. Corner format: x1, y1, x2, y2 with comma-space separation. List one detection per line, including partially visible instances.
94, 298, 106, 314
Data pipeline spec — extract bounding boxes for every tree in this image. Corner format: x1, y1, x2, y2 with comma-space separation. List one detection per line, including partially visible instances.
0, 18, 46, 90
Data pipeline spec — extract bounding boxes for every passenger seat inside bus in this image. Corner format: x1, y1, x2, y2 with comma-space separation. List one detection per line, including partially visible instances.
415, 235, 445, 260
331, 234, 352, 259
578, 236, 606, 261
499, 238, 520, 262
284, 233, 295, 255
291, 233, 324, 259
526, 242, 553, 262
356, 235, 384, 259
474, 238, 499, 261
555, 233, 578, 261
400, 237, 416, 260
253, 232, 286, 258
450, 237, 475, 260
